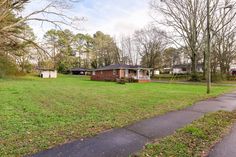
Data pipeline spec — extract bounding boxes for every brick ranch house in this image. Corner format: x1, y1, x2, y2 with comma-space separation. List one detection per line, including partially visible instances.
91, 64, 152, 83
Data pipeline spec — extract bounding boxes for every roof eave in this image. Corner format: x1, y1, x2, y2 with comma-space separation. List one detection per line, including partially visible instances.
93, 67, 153, 71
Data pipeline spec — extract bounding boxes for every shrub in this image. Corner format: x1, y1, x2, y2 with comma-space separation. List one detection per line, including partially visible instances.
227, 75, 236, 81
128, 78, 138, 83
116, 78, 126, 84
0, 56, 18, 78
189, 73, 202, 82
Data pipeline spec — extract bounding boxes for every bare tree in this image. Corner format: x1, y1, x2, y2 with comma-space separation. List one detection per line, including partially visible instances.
151, 0, 208, 76
134, 25, 167, 76
211, 5, 236, 78
120, 36, 139, 65
0, 0, 82, 60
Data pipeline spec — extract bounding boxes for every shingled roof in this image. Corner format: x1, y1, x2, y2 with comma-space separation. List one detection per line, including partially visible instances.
94, 64, 151, 71
70, 68, 91, 72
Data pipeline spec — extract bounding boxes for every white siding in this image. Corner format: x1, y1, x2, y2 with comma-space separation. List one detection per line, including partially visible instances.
173, 68, 187, 74
40, 71, 57, 78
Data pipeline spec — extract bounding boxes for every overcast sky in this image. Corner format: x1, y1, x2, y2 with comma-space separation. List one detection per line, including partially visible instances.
24, 0, 153, 39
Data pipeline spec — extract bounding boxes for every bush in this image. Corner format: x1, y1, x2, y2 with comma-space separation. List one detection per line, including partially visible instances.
116, 78, 126, 84
0, 57, 17, 78
128, 78, 139, 83
189, 73, 202, 82
116, 77, 138, 84
212, 74, 223, 82
226, 74, 236, 81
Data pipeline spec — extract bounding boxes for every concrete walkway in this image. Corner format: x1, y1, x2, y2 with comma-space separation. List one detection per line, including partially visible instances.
30, 92, 236, 157
208, 123, 236, 157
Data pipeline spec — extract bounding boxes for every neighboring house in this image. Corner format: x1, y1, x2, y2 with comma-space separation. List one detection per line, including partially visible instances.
230, 63, 236, 75
70, 68, 91, 75
154, 69, 160, 75
39, 69, 57, 78
163, 68, 172, 74
230, 69, 236, 75
230, 64, 236, 70
173, 64, 190, 74
91, 64, 152, 83
172, 64, 203, 74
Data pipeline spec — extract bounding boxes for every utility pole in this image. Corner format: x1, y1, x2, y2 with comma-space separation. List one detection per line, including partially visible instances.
206, 0, 211, 94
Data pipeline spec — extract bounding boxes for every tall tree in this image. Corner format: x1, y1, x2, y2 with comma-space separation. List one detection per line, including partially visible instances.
43, 29, 79, 72
91, 31, 120, 68
0, 0, 82, 76
73, 33, 94, 68
134, 25, 167, 76
151, 0, 207, 77
120, 36, 139, 65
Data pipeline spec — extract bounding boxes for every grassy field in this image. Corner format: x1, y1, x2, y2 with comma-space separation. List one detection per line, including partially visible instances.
138, 111, 236, 157
0, 75, 234, 156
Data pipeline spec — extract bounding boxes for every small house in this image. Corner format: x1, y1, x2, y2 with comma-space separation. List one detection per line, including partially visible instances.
230, 69, 236, 75
173, 64, 190, 74
91, 64, 152, 83
154, 69, 160, 75
172, 64, 203, 74
39, 69, 57, 78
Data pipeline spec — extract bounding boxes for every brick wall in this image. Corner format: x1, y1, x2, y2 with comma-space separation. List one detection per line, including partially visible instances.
91, 70, 120, 81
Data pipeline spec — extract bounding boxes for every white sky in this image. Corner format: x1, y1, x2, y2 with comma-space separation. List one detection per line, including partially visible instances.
24, 0, 154, 39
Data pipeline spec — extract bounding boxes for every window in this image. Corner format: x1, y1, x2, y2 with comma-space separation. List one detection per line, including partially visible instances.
113, 70, 116, 75
100, 71, 103, 74
92, 71, 96, 76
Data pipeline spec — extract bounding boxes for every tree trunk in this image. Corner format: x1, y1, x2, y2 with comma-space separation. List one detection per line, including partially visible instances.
191, 53, 197, 75
203, 50, 207, 80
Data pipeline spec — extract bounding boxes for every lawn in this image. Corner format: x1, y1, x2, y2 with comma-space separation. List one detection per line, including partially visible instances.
0, 75, 234, 156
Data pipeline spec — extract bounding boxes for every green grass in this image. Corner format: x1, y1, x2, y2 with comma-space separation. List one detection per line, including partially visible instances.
0, 75, 234, 156
138, 111, 236, 157
152, 74, 191, 81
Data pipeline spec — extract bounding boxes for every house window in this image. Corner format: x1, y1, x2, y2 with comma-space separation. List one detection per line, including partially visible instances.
113, 70, 116, 75
92, 71, 96, 75
100, 71, 103, 74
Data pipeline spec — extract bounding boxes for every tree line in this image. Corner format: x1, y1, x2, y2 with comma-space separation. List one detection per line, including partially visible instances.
151, 0, 236, 80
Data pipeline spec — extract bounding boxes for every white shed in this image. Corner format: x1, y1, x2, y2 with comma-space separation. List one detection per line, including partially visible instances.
39, 70, 57, 78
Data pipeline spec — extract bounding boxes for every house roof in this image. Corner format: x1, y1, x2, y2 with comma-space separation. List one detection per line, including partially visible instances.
94, 64, 151, 71
70, 68, 91, 72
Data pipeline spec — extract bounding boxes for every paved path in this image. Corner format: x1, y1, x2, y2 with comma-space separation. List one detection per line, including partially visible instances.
30, 92, 236, 157
208, 123, 236, 157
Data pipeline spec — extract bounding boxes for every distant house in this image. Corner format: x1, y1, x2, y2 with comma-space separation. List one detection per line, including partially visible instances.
230, 63, 236, 75
70, 68, 91, 75
91, 64, 152, 83
172, 64, 191, 74
154, 69, 160, 75
172, 64, 203, 74
230, 69, 236, 75
39, 69, 57, 78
